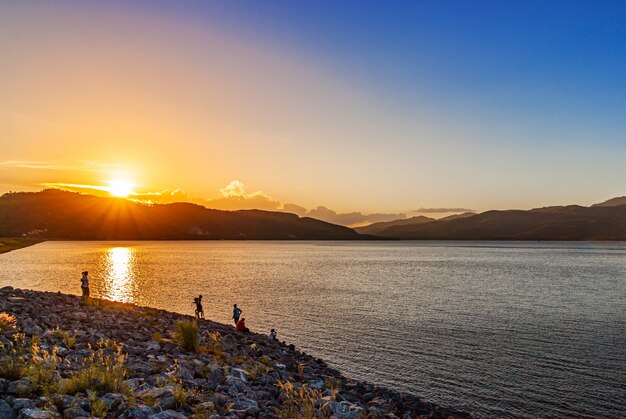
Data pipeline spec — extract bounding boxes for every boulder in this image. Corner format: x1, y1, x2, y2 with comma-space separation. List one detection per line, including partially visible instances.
62, 406, 89, 419
7, 378, 32, 396
18, 408, 60, 419
0, 399, 17, 419
150, 410, 187, 418
118, 405, 155, 418
11, 399, 39, 411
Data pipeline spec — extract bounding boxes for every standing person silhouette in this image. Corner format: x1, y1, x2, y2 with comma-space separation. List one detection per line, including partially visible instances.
193, 295, 204, 319
232, 304, 242, 325
80, 271, 90, 300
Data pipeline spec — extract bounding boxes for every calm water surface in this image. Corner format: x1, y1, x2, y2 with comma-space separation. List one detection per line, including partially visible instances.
1, 241, 624, 418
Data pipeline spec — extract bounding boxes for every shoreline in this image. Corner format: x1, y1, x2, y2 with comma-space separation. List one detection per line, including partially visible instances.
0, 238, 45, 255
0, 287, 470, 418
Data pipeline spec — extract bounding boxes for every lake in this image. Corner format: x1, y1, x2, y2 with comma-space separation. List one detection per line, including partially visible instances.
0, 241, 624, 418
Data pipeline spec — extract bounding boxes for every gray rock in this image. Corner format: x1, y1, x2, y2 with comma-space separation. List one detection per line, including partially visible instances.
51, 394, 75, 410
0, 377, 9, 393
18, 408, 59, 419
212, 393, 230, 407
231, 396, 258, 411
331, 401, 366, 418
24, 325, 44, 336
0, 399, 17, 419
193, 401, 215, 415
149, 410, 187, 418
119, 406, 155, 418
134, 386, 176, 410
62, 406, 90, 419
102, 392, 126, 411
11, 399, 39, 411
7, 378, 32, 396
145, 342, 161, 352
309, 379, 325, 389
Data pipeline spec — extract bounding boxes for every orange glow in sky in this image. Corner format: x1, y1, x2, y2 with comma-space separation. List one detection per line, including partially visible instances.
106, 180, 135, 198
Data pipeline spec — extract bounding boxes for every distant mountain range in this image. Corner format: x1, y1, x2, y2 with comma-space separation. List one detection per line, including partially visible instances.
2, 190, 624, 241
0, 189, 366, 240
356, 197, 626, 240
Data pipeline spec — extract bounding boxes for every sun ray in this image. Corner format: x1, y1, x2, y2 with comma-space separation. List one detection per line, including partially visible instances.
107, 180, 134, 198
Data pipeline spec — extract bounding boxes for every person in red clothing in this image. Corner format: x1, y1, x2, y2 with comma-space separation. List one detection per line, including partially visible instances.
236, 318, 249, 332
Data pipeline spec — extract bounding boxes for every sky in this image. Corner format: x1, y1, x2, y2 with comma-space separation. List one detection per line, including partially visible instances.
1, 1, 624, 226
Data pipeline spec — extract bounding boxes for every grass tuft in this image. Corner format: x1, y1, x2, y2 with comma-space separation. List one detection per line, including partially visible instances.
0, 333, 28, 380
274, 380, 332, 419
60, 339, 128, 396
0, 312, 17, 332
175, 320, 199, 352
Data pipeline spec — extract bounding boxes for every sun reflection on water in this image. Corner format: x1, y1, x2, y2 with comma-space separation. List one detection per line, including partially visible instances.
104, 247, 135, 302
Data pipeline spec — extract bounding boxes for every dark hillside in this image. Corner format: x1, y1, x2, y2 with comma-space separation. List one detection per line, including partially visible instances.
0, 190, 367, 240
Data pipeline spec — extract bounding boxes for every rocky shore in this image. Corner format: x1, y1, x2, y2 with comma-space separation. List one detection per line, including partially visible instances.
0, 287, 470, 418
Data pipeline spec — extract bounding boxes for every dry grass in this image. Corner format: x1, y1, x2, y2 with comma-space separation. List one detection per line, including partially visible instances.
52, 328, 76, 349
60, 339, 129, 396
0, 333, 28, 380
274, 380, 332, 419
0, 312, 17, 332
175, 320, 199, 353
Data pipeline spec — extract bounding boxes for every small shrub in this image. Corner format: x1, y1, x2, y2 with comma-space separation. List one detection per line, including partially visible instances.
296, 362, 305, 382
151, 331, 163, 342
274, 380, 331, 419
244, 362, 268, 382
83, 297, 99, 307
191, 401, 216, 417
200, 330, 224, 363
324, 378, 341, 394
90, 397, 108, 418
175, 320, 199, 352
52, 328, 76, 349
27, 339, 59, 396
0, 333, 28, 380
172, 384, 190, 408
60, 339, 128, 396
231, 355, 248, 365
141, 394, 158, 407
0, 312, 17, 332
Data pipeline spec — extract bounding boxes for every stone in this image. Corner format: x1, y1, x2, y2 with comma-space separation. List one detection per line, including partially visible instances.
118, 405, 155, 418
62, 407, 90, 419
193, 401, 215, 414
11, 398, 38, 411
7, 378, 32, 396
309, 379, 325, 389
212, 392, 230, 407
331, 401, 366, 418
150, 410, 187, 418
146, 342, 161, 352
102, 393, 126, 411
18, 408, 59, 419
0, 399, 17, 419
0, 377, 9, 393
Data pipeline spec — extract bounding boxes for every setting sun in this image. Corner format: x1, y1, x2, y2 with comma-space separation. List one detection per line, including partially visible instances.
107, 180, 134, 197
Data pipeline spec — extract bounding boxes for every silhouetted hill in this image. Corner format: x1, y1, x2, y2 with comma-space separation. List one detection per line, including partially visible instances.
355, 216, 434, 235
368, 203, 626, 240
592, 196, 626, 207
0, 190, 368, 240
439, 212, 477, 221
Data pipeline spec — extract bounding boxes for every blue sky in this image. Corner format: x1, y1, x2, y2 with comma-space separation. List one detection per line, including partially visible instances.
0, 1, 624, 220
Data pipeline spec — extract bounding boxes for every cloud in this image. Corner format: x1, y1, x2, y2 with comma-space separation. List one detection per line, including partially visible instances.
285, 204, 405, 227
0, 160, 121, 173
129, 189, 190, 204
204, 180, 282, 211
40, 182, 111, 195
413, 207, 475, 213
205, 181, 406, 226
